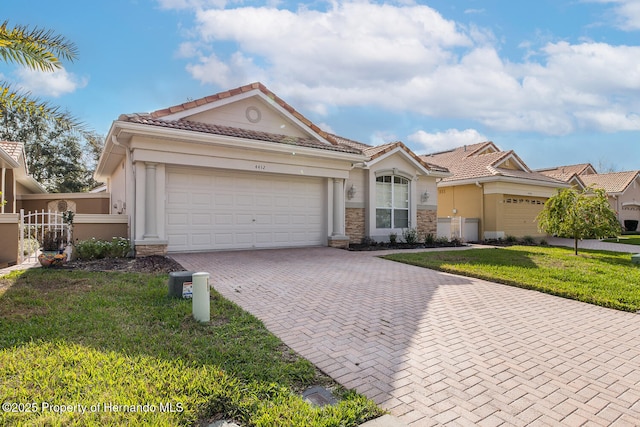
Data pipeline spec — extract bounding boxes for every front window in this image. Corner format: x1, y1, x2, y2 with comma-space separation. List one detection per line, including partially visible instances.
376, 175, 409, 228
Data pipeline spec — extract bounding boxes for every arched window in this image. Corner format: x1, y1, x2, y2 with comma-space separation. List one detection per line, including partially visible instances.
376, 175, 409, 228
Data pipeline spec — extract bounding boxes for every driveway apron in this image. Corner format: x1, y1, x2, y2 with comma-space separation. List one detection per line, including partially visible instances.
172, 247, 640, 426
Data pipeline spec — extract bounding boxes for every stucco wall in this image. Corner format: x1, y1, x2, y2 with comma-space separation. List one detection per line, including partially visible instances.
18, 194, 110, 214
109, 159, 127, 215
0, 217, 18, 267
2, 169, 15, 213
613, 179, 640, 229
73, 222, 128, 243
483, 193, 502, 239
436, 184, 483, 219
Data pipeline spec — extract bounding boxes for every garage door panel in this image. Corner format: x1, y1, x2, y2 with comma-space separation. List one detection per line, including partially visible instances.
255, 214, 272, 225
215, 214, 233, 225
236, 214, 253, 225
167, 192, 189, 205
167, 212, 189, 226
166, 168, 325, 251
215, 194, 234, 206
191, 193, 212, 205
192, 213, 212, 225
255, 195, 272, 207
214, 233, 233, 245
191, 234, 211, 246
167, 233, 188, 249
274, 214, 289, 224
255, 232, 273, 243
235, 233, 254, 245
236, 195, 253, 206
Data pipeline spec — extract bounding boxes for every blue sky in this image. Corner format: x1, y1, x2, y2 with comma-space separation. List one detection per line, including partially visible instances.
3, 0, 640, 172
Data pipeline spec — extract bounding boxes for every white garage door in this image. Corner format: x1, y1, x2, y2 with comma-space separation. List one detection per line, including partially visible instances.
166, 167, 325, 251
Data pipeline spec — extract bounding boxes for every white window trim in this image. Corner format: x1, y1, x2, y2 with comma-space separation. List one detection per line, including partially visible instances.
375, 174, 410, 230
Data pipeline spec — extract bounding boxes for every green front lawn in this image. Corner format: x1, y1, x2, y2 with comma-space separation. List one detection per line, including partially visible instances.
384, 246, 640, 312
0, 269, 382, 426
603, 236, 640, 246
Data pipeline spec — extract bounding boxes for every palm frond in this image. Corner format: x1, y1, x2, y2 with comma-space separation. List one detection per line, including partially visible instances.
0, 20, 78, 72
0, 82, 83, 131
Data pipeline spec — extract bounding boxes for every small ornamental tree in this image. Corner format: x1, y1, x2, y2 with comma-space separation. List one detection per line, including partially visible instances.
536, 187, 621, 255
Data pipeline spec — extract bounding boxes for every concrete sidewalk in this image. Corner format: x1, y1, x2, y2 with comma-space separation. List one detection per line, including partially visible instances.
547, 237, 640, 254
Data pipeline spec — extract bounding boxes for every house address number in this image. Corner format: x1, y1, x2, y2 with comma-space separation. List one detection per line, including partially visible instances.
254, 164, 266, 170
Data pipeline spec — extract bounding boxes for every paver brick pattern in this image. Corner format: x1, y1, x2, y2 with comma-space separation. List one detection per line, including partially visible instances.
172, 247, 640, 426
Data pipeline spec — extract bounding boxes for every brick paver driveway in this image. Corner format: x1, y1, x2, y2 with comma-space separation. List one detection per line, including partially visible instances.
172, 248, 640, 426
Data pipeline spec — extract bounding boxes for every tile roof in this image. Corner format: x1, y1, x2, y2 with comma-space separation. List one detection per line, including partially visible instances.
327, 134, 448, 173
422, 144, 562, 184
149, 82, 334, 143
581, 171, 640, 194
536, 163, 596, 182
123, 83, 447, 172
122, 114, 363, 155
422, 142, 499, 167
0, 141, 23, 163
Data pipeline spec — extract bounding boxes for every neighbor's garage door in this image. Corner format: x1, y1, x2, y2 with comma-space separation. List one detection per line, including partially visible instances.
502, 196, 546, 237
166, 167, 325, 251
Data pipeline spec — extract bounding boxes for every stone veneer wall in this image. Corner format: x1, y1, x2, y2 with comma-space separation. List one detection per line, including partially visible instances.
417, 209, 437, 238
345, 208, 366, 244
135, 244, 168, 257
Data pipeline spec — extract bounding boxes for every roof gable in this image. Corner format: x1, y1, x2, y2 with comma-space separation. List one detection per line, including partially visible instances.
422, 141, 499, 167
150, 82, 333, 145
0, 141, 46, 193
536, 163, 597, 182
581, 171, 640, 194
0, 141, 22, 164
422, 143, 564, 186
364, 141, 449, 176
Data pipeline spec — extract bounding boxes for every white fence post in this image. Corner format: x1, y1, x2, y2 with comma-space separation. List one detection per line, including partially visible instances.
19, 209, 24, 264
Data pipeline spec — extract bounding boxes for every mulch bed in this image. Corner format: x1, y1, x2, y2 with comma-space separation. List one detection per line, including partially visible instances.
64, 255, 185, 274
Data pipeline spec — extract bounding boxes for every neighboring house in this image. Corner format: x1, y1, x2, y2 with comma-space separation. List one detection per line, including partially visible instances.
0, 141, 46, 213
581, 171, 640, 231
423, 142, 569, 240
0, 140, 126, 268
94, 82, 450, 256
536, 163, 597, 189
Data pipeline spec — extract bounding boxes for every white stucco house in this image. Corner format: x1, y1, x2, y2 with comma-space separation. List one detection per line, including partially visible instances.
94, 83, 450, 255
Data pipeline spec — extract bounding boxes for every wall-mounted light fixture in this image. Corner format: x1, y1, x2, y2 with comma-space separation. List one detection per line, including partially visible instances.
421, 190, 430, 203
347, 184, 357, 200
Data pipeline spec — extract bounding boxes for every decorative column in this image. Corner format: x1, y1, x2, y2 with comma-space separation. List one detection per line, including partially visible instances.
328, 178, 349, 248
143, 162, 159, 239
332, 178, 344, 236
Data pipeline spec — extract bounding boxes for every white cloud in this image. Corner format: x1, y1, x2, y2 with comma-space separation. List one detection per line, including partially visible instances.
408, 129, 488, 153
157, 0, 227, 10
585, 0, 640, 30
185, 51, 265, 88
169, 1, 640, 135
16, 68, 88, 98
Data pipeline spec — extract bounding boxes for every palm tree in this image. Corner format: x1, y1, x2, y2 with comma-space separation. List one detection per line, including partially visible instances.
0, 20, 79, 128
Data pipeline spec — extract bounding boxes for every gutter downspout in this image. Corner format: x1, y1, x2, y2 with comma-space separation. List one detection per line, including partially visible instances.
1, 167, 5, 214
476, 181, 484, 240
112, 135, 136, 256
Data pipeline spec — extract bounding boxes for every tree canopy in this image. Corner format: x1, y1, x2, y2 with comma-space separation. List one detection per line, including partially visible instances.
0, 20, 80, 128
0, 20, 101, 193
536, 187, 621, 255
0, 108, 101, 192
